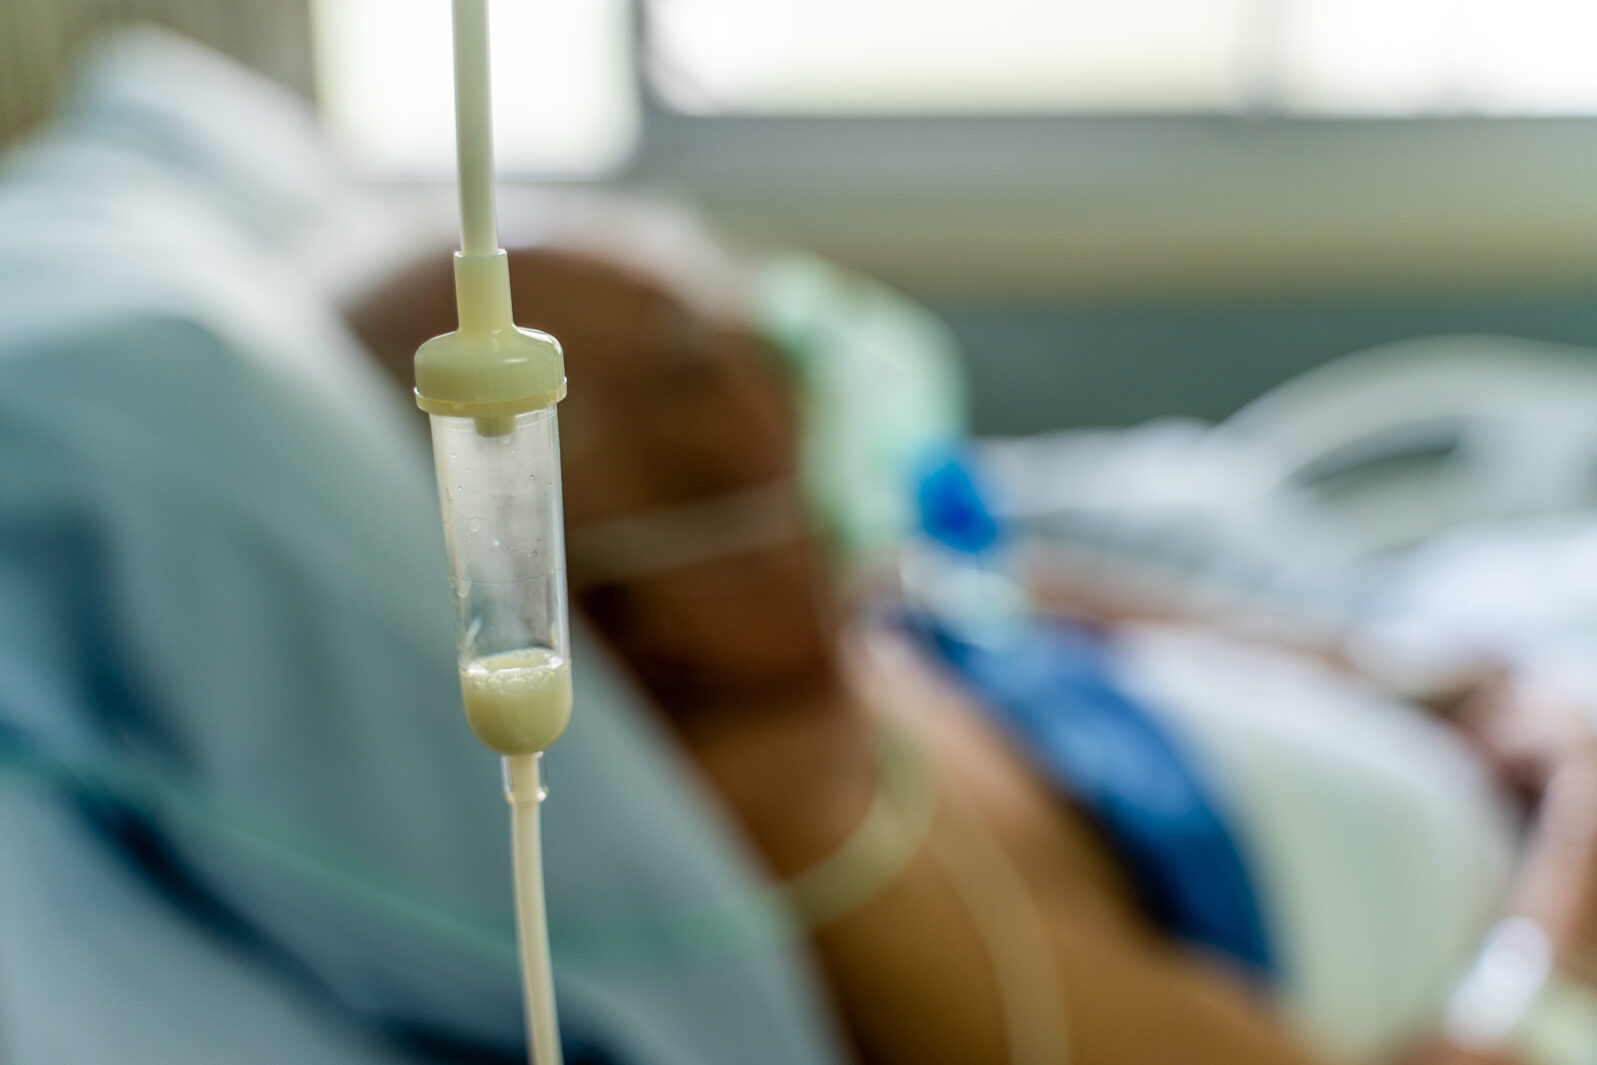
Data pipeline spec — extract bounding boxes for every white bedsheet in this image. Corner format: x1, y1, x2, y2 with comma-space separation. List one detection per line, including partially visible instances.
1117, 625, 1516, 1060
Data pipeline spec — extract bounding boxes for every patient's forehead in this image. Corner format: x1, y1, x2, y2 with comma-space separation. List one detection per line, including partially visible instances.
502, 247, 799, 519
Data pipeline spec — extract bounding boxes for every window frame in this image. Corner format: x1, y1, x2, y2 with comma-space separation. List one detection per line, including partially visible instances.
570, 2, 1597, 300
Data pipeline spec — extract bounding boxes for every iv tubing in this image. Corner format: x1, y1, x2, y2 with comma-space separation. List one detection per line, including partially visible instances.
452, 0, 498, 258
507, 754, 561, 1065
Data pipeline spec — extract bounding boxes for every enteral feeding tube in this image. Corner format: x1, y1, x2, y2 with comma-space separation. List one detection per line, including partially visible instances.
413, 2, 571, 1063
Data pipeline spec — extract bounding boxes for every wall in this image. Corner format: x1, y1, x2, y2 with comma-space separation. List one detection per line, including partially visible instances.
631, 114, 1597, 434
934, 293, 1597, 435
0, 0, 314, 147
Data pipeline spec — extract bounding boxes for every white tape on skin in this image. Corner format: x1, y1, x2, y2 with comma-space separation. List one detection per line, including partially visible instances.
1444, 918, 1597, 1065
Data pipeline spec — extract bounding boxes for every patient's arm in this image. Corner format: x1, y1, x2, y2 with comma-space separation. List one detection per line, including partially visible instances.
1459, 678, 1597, 986
1028, 559, 1509, 726
688, 624, 1588, 1065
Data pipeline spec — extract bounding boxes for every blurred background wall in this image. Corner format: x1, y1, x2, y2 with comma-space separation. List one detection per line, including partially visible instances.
626, 109, 1597, 432
0, 0, 313, 146
8, 0, 1597, 436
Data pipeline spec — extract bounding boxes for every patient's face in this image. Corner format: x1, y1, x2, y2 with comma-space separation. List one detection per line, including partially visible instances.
515, 250, 833, 704
348, 245, 835, 707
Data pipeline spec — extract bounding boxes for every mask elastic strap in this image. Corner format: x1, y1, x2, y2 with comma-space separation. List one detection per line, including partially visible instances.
566, 477, 807, 588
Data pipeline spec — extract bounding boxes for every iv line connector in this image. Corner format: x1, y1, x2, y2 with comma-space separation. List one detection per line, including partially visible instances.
504, 753, 549, 805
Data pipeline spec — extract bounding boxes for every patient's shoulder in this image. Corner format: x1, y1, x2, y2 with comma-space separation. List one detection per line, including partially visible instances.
843, 619, 1144, 923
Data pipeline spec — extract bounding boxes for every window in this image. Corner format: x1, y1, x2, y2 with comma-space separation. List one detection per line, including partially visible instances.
1279, 0, 1597, 115
310, 0, 638, 177
647, 0, 1255, 114
647, 0, 1597, 117
310, 0, 1597, 179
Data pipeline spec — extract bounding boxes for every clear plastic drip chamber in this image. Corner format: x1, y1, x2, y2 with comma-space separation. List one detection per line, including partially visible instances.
431, 405, 572, 754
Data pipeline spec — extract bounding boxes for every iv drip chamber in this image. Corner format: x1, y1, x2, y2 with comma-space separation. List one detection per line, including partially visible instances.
430, 404, 572, 755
